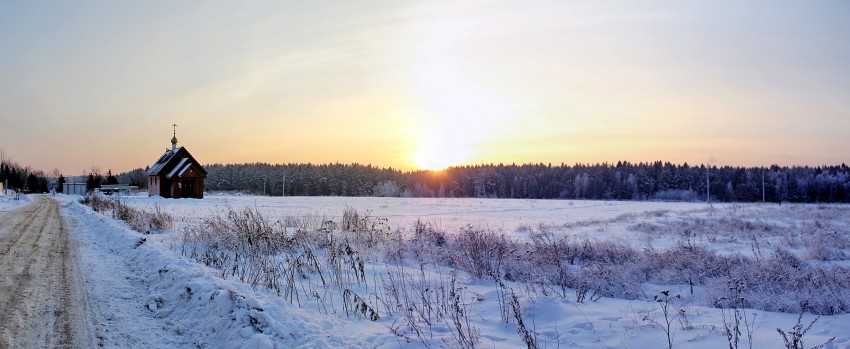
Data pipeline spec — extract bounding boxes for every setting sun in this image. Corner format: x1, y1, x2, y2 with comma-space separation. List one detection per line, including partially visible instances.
413, 138, 471, 170
407, 24, 525, 170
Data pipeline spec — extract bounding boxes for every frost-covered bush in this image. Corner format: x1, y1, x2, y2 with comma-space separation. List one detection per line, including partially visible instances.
698, 249, 850, 315
384, 219, 450, 265
81, 193, 112, 213
341, 208, 391, 239
576, 239, 636, 264
801, 227, 850, 261
449, 226, 510, 279
776, 301, 836, 349
380, 265, 480, 348
576, 262, 644, 301
490, 225, 850, 315
181, 206, 290, 292
81, 193, 173, 232
181, 206, 388, 299
637, 243, 736, 288
522, 231, 578, 297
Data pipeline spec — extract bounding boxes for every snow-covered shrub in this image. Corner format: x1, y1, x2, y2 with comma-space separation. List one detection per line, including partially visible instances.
524, 231, 577, 298
383, 219, 450, 266
644, 290, 682, 349
701, 249, 850, 315
449, 226, 510, 279
776, 301, 836, 349
413, 218, 447, 248
326, 238, 367, 287
801, 227, 850, 261
713, 278, 756, 349
181, 206, 290, 292
143, 203, 174, 231
81, 194, 173, 232
576, 239, 636, 264
509, 290, 540, 349
81, 193, 112, 213
576, 262, 643, 301
638, 243, 733, 290
341, 207, 391, 247
380, 264, 479, 348
628, 221, 663, 234
342, 288, 380, 321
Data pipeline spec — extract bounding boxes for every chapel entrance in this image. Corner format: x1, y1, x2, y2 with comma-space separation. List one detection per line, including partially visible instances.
181, 179, 196, 198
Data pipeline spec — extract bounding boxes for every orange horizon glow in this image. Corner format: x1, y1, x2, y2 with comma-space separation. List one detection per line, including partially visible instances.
1, 2, 848, 175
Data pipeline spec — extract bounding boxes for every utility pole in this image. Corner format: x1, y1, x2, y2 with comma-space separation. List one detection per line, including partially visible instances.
762, 170, 766, 203
263, 177, 266, 196
706, 167, 710, 205
282, 173, 286, 197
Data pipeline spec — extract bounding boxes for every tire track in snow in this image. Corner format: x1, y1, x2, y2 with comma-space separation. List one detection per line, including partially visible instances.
0, 196, 95, 348
0, 199, 45, 259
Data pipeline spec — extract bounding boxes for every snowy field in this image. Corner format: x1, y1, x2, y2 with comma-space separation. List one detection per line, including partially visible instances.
121, 193, 716, 233
59, 193, 850, 348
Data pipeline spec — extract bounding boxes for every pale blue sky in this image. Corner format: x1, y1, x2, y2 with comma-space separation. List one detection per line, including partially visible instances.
1, 1, 848, 174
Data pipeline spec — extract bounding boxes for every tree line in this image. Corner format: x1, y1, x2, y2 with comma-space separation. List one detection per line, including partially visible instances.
0, 148, 133, 194
9, 156, 849, 202
0, 153, 51, 193
137, 161, 850, 203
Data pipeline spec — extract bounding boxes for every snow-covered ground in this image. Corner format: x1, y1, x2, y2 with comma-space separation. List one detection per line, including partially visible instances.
121, 193, 718, 233
54, 193, 850, 348
0, 193, 30, 212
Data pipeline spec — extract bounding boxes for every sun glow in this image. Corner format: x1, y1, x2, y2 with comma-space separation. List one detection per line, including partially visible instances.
407, 43, 523, 170
413, 137, 471, 170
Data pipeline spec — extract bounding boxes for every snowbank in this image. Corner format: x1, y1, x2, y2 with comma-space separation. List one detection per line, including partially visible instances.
0, 193, 31, 212
62, 195, 394, 348
64, 194, 850, 348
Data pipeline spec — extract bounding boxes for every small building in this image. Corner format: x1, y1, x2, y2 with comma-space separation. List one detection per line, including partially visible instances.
63, 177, 88, 196
98, 184, 139, 195
147, 130, 207, 199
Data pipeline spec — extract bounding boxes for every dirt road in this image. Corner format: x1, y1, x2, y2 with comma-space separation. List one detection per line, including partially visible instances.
0, 196, 94, 348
